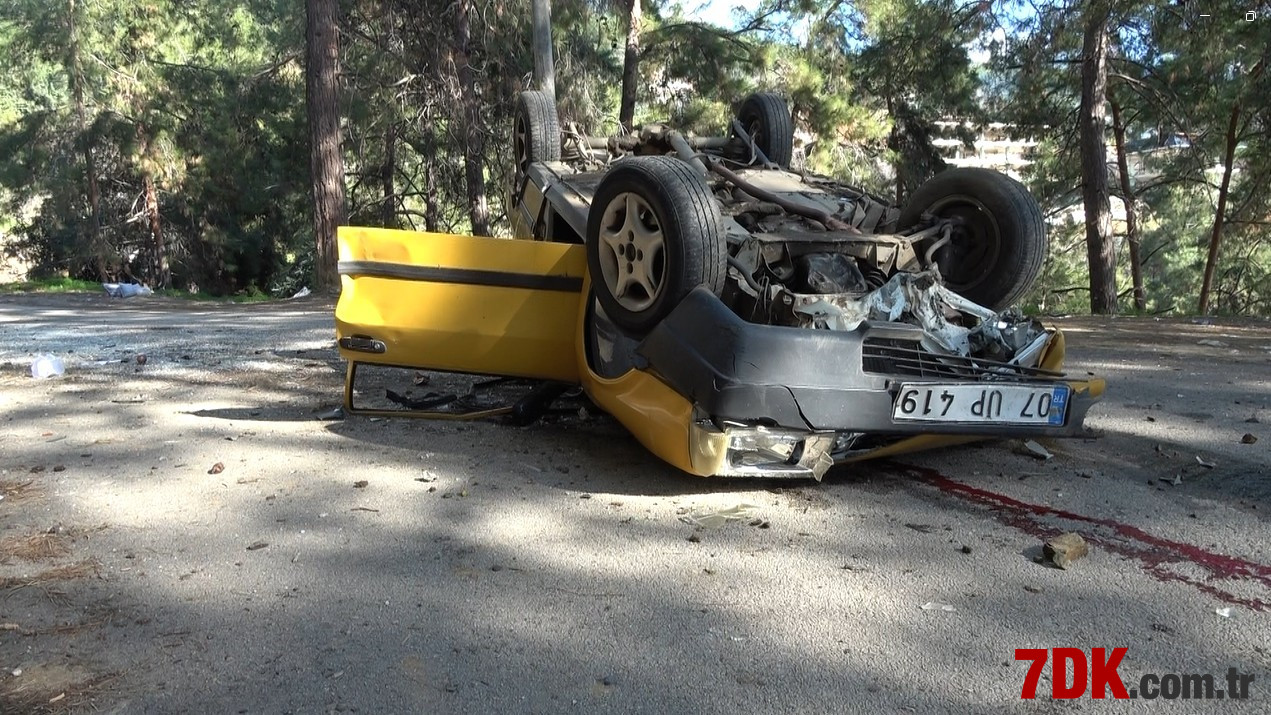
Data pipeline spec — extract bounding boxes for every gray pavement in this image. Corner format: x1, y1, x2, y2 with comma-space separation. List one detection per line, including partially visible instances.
0, 293, 1267, 713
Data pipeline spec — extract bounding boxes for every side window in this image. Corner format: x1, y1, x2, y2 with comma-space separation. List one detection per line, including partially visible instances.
548, 210, 583, 244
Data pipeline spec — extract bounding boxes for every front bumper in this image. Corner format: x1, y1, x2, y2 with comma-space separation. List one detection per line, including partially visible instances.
639, 287, 1103, 438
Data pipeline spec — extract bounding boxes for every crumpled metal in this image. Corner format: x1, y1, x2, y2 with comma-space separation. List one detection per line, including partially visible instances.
792, 269, 1045, 361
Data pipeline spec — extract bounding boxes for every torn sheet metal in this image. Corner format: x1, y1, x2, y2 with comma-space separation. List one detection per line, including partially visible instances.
787, 268, 1047, 362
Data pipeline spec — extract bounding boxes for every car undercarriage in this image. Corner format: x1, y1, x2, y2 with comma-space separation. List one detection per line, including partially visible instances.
333, 91, 1103, 479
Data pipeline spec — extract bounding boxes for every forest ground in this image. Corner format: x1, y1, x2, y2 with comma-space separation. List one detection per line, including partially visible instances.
1, 292, 1268, 713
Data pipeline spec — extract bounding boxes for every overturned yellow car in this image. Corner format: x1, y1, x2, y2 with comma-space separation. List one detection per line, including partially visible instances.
335, 93, 1104, 479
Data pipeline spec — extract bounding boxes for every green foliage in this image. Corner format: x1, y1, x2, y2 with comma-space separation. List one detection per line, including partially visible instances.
0, 0, 1266, 313
0, 276, 100, 294
0, 0, 310, 295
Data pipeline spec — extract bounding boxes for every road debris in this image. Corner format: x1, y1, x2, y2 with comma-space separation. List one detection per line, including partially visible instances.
353, 480, 368, 489
1241, 433, 1258, 444
1196, 339, 1229, 348
245, 541, 268, 551
1216, 607, 1234, 618
1043, 532, 1090, 569
1195, 456, 1216, 469
679, 503, 761, 529
919, 602, 956, 612
30, 354, 65, 379
102, 282, 153, 298
315, 406, 345, 421
207, 462, 225, 475
1019, 440, 1053, 461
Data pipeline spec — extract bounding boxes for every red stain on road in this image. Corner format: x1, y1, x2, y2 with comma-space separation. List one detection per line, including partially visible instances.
891, 462, 1271, 612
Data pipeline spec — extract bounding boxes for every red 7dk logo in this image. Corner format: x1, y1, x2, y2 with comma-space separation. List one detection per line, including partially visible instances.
1017, 647, 1129, 699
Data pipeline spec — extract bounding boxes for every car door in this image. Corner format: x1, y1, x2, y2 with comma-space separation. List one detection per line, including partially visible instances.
335, 226, 586, 383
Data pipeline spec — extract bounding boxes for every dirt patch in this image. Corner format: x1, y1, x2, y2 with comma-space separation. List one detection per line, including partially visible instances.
0, 531, 71, 563
0, 559, 102, 591
0, 479, 41, 504
0, 663, 118, 715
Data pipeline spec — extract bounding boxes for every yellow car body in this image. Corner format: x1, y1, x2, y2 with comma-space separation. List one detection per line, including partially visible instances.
335, 226, 1105, 479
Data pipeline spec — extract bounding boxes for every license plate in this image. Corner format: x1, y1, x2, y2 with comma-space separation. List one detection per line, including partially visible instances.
892, 383, 1069, 426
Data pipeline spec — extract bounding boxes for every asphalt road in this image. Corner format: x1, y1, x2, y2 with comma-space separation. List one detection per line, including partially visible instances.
0, 293, 1268, 714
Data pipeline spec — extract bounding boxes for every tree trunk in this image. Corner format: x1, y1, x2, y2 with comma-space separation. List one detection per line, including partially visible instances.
1197, 104, 1241, 314
421, 118, 440, 233
530, 0, 555, 101
425, 157, 440, 233
1079, 7, 1117, 314
886, 93, 903, 205
381, 123, 397, 228
137, 124, 169, 288
67, 0, 105, 280
306, 0, 346, 293
454, 0, 490, 236
1109, 97, 1142, 311
619, 0, 642, 132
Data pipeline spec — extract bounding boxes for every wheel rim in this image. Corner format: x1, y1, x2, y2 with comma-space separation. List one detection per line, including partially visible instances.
597, 192, 666, 313
513, 114, 529, 173
926, 194, 1002, 293
745, 116, 764, 151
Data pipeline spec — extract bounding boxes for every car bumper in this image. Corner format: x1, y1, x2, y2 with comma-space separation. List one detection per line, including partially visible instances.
630, 288, 1103, 477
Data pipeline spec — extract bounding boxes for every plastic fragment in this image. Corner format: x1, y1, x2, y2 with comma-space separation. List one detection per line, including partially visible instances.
30, 355, 65, 379
1022, 440, 1053, 460
679, 503, 761, 529
102, 282, 153, 298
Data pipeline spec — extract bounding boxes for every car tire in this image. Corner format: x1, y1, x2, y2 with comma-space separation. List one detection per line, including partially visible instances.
737, 92, 794, 168
898, 168, 1046, 310
586, 156, 726, 334
514, 90, 560, 177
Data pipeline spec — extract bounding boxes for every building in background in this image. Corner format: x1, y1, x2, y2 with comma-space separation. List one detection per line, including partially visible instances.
931, 121, 1037, 180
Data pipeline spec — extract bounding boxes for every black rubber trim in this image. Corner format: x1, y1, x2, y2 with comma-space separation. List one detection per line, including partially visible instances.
338, 260, 582, 293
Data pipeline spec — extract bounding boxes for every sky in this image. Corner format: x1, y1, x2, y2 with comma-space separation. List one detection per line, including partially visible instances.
678, 0, 1009, 66
678, 0, 766, 30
